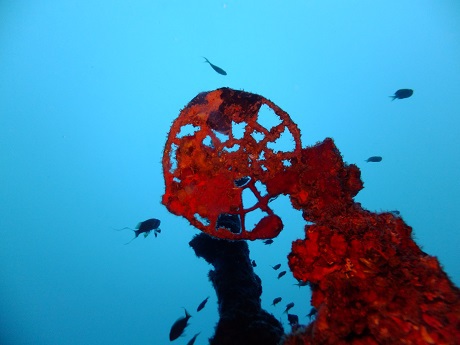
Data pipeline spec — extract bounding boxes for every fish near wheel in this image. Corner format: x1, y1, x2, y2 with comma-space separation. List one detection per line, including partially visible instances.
162, 88, 302, 240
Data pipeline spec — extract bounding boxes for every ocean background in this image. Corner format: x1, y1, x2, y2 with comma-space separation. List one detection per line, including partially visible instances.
1, 1, 459, 344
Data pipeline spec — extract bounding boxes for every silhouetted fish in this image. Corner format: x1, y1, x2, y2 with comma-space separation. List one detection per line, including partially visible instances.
365, 156, 382, 163
251, 260, 257, 267
116, 218, 161, 245
287, 313, 299, 328
272, 297, 282, 306
389, 210, 400, 216
186, 332, 200, 345
390, 88, 413, 100
263, 239, 274, 245
203, 57, 227, 75
235, 176, 251, 187
169, 309, 191, 341
271, 263, 281, 270
197, 297, 209, 312
283, 302, 294, 314
277, 271, 287, 279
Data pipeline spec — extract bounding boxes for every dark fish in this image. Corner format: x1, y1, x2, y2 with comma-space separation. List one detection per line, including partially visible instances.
365, 156, 382, 163
169, 309, 191, 341
283, 302, 294, 314
263, 239, 274, 245
306, 307, 317, 320
271, 263, 281, 270
389, 210, 400, 215
203, 57, 227, 75
251, 260, 257, 267
235, 176, 251, 187
287, 313, 299, 328
293, 280, 308, 288
390, 88, 413, 100
116, 218, 161, 245
197, 296, 209, 312
277, 270, 287, 279
272, 297, 282, 306
186, 332, 200, 345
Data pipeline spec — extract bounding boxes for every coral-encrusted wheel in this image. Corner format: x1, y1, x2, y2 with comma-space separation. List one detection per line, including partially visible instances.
162, 88, 302, 240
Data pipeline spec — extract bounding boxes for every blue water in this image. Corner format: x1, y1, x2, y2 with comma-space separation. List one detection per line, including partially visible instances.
1, 1, 459, 344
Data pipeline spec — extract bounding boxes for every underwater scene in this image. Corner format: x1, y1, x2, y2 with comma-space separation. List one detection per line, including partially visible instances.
1, 1, 459, 344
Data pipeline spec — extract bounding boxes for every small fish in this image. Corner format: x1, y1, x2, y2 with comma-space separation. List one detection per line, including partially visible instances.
365, 156, 382, 163
390, 88, 413, 100
169, 309, 191, 341
251, 260, 257, 267
283, 302, 294, 314
116, 218, 161, 245
263, 239, 274, 245
203, 57, 227, 75
277, 270, 287, 279
287, 313, 299, 328
272, 297, 282, 306
271, 263, 281, 270
235, 176, 251, 187
293, 280, 308, 288
197, 296, 209, 312
186, 332, 200, 345
306, 307, 317, 320
389, 210, 400, 216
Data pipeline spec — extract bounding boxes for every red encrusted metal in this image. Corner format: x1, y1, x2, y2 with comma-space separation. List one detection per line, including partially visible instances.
282, 140, 460, 344
162, 87, 302, 240
162, 88, 460, 343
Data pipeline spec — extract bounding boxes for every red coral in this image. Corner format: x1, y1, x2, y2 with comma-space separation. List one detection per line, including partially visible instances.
162, 88, 460, 344
162, 88, 302, 240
